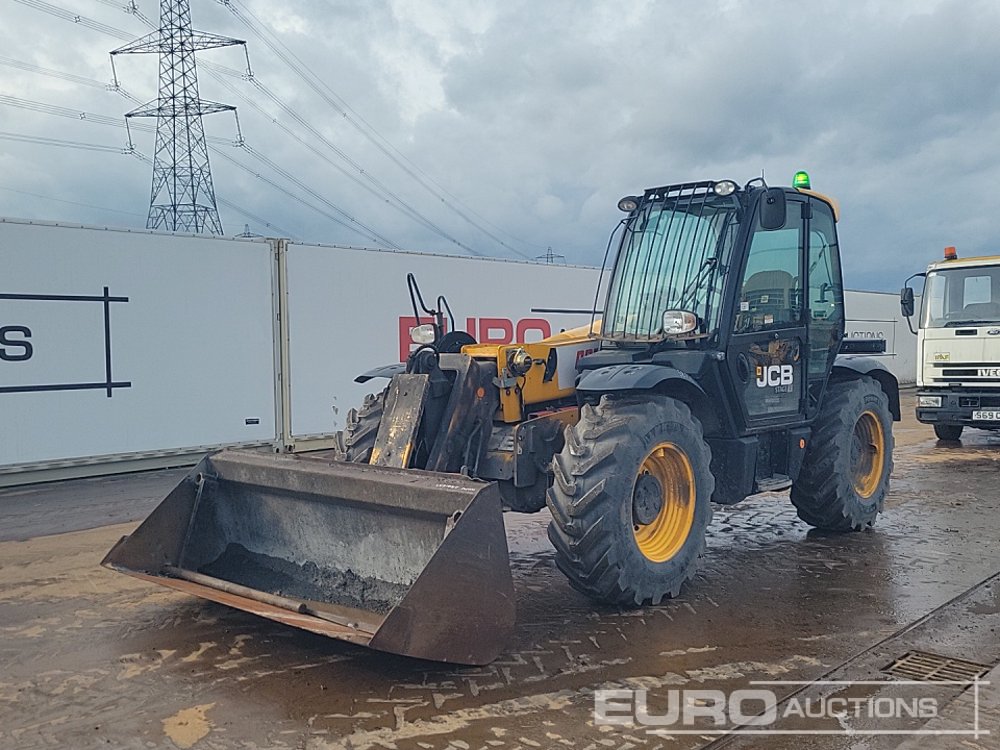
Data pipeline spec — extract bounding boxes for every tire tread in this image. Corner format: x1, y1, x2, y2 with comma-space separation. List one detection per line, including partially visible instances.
546, 396, 714, 606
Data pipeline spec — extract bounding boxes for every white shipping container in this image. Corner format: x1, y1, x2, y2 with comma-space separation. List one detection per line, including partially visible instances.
0, 218, 916, 484
282, 241, 602, 444
844, 290, 917, 383
0, 219, 278, 476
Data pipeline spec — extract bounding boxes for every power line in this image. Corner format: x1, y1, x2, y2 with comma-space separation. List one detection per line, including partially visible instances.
0, 129, 299, 239
217, 0, 543, 258
12, 0, 133, 40
0, 183, 146, 217
0, 93, 232, 145
7, 2, 384, 243
0, 93, 135, 128
83, 0, 492, 254
12, 2, 405, 249
93, 0, 152, 26
47, 0, 485, 255
111, 0, 481, 254
239, 144, 401, 248
130, 146, 386, 245
24, 0, 511, 256
201, 62, 483, 255
0, 130, 131, 153
215, 198, 295, 239
0, 54, 142, 102
210, 147, 394, 246
99, 0, 492, 256
14, 0, 545, 257
0, 94, 392, 245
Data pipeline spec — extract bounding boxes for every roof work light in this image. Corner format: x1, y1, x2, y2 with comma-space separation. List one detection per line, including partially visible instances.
618, 196, 640, 212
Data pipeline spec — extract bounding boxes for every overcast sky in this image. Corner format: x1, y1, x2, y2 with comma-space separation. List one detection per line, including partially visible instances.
2, 0, 998, 290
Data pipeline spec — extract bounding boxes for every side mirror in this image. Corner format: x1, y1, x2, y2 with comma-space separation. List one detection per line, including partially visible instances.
900, 287, 915, 318
759, 188, 786, 230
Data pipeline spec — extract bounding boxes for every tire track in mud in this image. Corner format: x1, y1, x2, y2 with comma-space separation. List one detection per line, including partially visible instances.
1, 408, 1000, 748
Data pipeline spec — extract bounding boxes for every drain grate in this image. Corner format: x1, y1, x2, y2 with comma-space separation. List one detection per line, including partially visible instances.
884, 650, 992, 682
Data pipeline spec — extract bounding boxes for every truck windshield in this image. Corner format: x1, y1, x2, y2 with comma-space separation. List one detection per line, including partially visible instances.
921, 264, 1000, 328
603, 194, 739, 342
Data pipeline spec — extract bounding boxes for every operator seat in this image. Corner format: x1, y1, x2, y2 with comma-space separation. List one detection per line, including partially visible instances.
739, 270, 797, 328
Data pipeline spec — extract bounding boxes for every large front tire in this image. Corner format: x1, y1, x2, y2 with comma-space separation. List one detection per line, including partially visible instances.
546, 396, 714, 606
331, 390, 386, 462
791, 378, 893, 531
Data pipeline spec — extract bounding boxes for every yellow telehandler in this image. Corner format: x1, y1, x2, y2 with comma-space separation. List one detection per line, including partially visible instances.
104, 174, 899, 664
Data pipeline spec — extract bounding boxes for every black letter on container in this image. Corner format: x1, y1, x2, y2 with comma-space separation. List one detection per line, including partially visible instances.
0, 326, 33, 361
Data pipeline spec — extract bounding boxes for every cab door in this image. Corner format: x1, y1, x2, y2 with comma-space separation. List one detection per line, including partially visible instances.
727, 195, 808, 430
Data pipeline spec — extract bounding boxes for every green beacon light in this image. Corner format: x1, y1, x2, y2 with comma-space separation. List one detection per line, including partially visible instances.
793, 170, 811, 189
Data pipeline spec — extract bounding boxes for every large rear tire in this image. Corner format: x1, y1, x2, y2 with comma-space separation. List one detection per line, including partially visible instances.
791, 378, 893, 531
934, 424, 964, 441
332, 390, 386, 463
546, 396, 714, 606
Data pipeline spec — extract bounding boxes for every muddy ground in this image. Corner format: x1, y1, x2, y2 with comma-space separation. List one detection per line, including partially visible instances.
0, 392, 998, 749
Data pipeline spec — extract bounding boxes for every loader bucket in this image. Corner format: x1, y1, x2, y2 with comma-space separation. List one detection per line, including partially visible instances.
101, 449, 515, 665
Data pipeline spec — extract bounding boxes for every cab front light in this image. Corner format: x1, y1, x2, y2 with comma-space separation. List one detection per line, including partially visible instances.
662, 310, 698, 335
918, 395, 942, 408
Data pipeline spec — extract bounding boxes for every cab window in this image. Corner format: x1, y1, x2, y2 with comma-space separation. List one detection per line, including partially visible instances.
806, 200, 843, 378
734, 203, 803, 333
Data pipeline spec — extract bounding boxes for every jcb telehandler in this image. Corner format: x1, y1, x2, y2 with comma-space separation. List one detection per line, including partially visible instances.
104, 173, 899, 665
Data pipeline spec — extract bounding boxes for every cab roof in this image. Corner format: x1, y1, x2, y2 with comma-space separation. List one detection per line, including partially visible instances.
795, 188, 840, 222
927, 254, 1000, 272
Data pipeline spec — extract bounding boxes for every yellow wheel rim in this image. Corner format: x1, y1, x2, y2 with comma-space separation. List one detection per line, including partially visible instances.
852, 410, 885, 499
632, 442, 696, 562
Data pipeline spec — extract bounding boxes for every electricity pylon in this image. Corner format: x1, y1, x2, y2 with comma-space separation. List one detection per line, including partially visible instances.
111, 0, 246, 234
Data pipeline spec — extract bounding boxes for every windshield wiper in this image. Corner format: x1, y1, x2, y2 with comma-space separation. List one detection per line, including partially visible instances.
678, 256, 718, 309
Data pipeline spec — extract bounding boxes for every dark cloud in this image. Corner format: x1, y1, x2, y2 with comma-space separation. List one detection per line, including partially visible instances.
2, 0, 998, 289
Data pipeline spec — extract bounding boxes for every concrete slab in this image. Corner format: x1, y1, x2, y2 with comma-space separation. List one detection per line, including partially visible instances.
0, 394, 998, 749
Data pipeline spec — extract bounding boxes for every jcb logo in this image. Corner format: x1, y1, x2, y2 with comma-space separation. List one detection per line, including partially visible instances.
756, 364, 793, 388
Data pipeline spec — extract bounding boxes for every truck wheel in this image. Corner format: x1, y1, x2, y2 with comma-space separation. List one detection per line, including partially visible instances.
332, 390, 386, 463
791, 378, 893, 531
546, 396, 714, 606
934, 424, 964, 441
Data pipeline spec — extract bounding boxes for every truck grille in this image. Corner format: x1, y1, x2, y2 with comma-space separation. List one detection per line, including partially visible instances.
930, 363, 1000, 385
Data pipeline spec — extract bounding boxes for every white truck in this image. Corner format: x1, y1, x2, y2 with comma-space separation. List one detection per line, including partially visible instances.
901, 247, 1000, 440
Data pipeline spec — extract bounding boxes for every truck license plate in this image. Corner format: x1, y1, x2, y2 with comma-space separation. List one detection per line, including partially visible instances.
972, 410, 1000, 421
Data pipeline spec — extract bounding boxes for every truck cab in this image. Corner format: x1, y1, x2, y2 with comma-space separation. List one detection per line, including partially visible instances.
902, 248, 1000, 440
